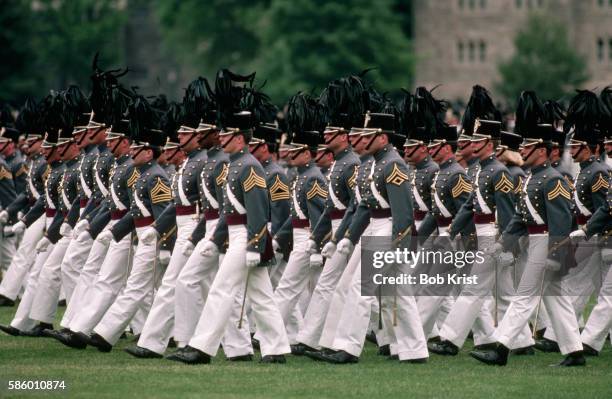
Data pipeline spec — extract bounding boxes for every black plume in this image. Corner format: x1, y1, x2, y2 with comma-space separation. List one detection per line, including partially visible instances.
127, 95, 154, 139
0, 102, 15, 127
15, 98, 39, 135
62, 85, 90, 128
564, 89, 609, 134
241, 83, 278, 126
214, 68, 255, 128
160, 101, 183, 139
542, 99, 566, 129
413, 86, 447, 135
286, 92, 326, 134
461, 85, 501, 135
43, 91, 65, 136
398, 89, 416, 136
182, 76, 215, 127
514, 90, 546, 136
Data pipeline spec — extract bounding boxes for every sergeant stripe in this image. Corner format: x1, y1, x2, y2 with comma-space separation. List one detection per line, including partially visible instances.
385, 163, 409, 186
451, 175, 472, 198
243, 167, 267, 192
494, 172, 514, 193
151, 177, 172, 204
270, 175, 290, 201
547, 180, 571, 201
591, 174, 609, 193
307, 181, 328, 200
216, 164, 229, 186
127, 169, 140, 188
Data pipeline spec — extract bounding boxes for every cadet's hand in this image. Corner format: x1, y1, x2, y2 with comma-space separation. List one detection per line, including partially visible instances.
200, 240, 219, 257
182, 241, 195, 257
159, 250, 171, 266
336, 238, 354, 256
60, 223, 73, 237
140, 227, 158, 245
76, 230, 92, 243
246, 251, 260, 268
36, 236, 51, 253
310, 253, 323, 268
306, 239, 318, 254
73, 219, 89, 236
544, 258, 561, 272
496, 251, 515, 268
321, 242, 336, 259
0, 210, 8, 224
569, 229, 586, 244
11, 220, 26, 235
96, 230, 114, 245
486, 242, 503, 257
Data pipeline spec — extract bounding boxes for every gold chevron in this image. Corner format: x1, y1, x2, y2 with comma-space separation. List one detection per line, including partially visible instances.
247, 225, 267, 246
0, 166, 12, 180
591, 174, 610, 193
565, 176, 575, 191
514, 175, 523, 194
243, 167, 267, 192
127, 169, 140, 188
216, 163, 229, 186
547, 180, 571, 201
451, 175, 472, 198
151, 177, 172, 204
15, 164, 28, 177
385, 163, 409, 186
270, 175, 290, 201
42, 165, 51, 182
347, 165, 358, 189
494, 172, 514, 193
307, 181, 328, 200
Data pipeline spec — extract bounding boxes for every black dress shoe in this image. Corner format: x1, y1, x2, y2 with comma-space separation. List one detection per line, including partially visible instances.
473, 343, 497, 351
535, 338, 560, 353
400, 357, 428, 364
551, 351, 586, 367
125, 345, 163, 359
429, 340, 459, 356
387, 354, 399, 360
260, 355, 286, 364
57, 299, 66, 307
0, 324, 21, 336
251, 337, 260, 350
89, 333, 113, 352
0, 294, 15, 307
377, 344, 390, 356
165, 346, 211, 364
365, 331, 378, 345
21, 323, 53, 337
227, 354, 253, 361
57, 330, 88, 349
320, 350, 359, 364
582, 344, 598, 357
469, 344, 509, 366
427, 336, 441, 343
41, 327, 69, 339
511, 346, 535, 356
168, 338, 177, 348
291, 343, 317, 356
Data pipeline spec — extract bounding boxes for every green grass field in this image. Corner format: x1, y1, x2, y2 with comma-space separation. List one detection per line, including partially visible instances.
0, 307, 611, 399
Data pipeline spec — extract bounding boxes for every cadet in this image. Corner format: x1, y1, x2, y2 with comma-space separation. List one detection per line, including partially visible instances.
0, 126, 21, 272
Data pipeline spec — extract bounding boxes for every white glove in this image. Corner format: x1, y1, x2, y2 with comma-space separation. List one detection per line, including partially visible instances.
272, 239, 281, 252
336, 238, 354, 256
159, 250, 171, 266
569, 229, 586, 244
486, 242, 503, 257
496, 251, 515, 268
0, 210, 8, 224
200, 240, 219, 257
310, 253, 323, 268
182, 241, 195, 257
11, 221, 26, 235
321, 242, 336, 259
36, 236, 51, 253
96, 230, 114, 245
73, 219, 89, 236
544, 258, 561, 272
140, 227, 158, 245
246, 251, 261, 268
77, 230, 92, 243
59, 223, 73, 237
306, 239, 318, 254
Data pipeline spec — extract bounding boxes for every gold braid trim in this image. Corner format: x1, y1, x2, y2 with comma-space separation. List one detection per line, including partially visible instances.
247, 226, 267, 246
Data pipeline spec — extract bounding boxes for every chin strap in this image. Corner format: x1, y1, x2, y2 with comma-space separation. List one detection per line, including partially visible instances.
473, 139, 488, 155
290, 147, 307, 160
431, 143, 445, 160
523, 145, 538, 163
221, 134, 237, 149
404, 145, 420, 159
60, 142, 74, 158
571, 144, 586, 162
364, 134, 379, 151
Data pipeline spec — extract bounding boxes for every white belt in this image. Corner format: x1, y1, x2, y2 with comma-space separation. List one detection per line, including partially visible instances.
134, 192, 151, 217
291, 184, 307, 220
202, 177, 219, 209
226, 184, 247, 215
177, 160, 191, 206
573, 188, 592, 217
369, 162, 390, 209
110, 184, 127, 211
432, 171, 452, 218
29, 177, 40, 200
524, 174, 545, 225
95, 166, 109, 197
475, 167, 493, 215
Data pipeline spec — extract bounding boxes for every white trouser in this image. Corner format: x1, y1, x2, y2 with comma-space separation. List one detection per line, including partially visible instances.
296, 219, 351, 348
0, 216, 45, 300
138, 215, 198, 354
581, 263, 612, 351
70, 232, 132, 334
10, 242, 53, 330
440, 223, 532, 348
189, 224, 290, 357
0, 222, 18, 272
492, 234, 583, 354
60, 222, 114, 329
271, 227, 319, 344
60, 230, 95, 306
29, 233, 72, 324
94, 227, 157, 345
332, 217, 428, 360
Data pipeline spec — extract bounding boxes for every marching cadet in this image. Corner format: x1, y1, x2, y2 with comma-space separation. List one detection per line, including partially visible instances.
471, 124, 585, 367
169, 109, 291, 365
314, 144, 334, 175
320, 112, 427, 364
126, 83, 212, 359
0, 126, 23, 273
266, 92, 329, 349
87, 95, 173, 352
0, 99, 48, 307
538, 90, 611, 352
496, 131, 526, 190
431, 119, 533, 356
0, 123, 66, 337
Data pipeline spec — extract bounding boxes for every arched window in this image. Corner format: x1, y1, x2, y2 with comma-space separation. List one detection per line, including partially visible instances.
468, 0, 476, 10
469, 41, 476, 62
458, 41, 465, 62
479, 41, 487, 62
597, 38, 604, 61
480, 0, 487, 9
459, 0, 465, 9
516, 0, 523, 8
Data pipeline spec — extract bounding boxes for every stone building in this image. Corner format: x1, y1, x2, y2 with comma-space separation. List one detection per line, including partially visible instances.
413, 0, 612, 103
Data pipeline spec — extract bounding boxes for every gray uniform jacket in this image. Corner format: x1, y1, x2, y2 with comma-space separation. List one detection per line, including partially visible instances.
5, 154, 48, 222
